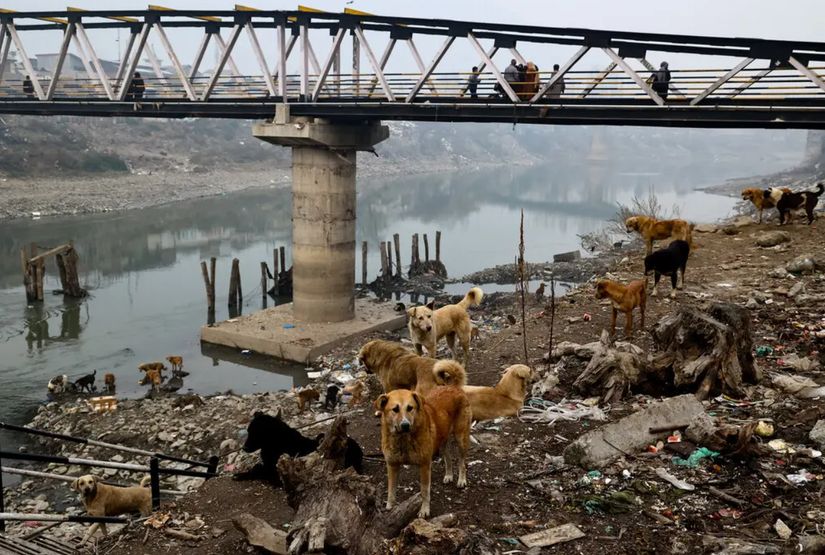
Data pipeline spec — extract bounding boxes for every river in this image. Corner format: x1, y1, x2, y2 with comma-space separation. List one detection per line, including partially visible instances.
0, 155, 791, 436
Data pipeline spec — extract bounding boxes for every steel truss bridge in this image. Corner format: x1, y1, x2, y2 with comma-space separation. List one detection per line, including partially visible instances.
2, 7, 825, 128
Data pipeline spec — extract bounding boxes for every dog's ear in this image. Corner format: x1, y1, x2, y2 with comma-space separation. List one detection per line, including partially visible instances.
274, 407, 283, 420
70, 478, 79, 492
406, 306, 416, 317
515, 365, 533, 380
425, 301, 435, 311
411, 392, 422, 411
374, 394, 389, 413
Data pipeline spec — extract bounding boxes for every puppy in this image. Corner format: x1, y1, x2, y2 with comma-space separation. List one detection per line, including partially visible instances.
139, 368, 162, 389
343, 380, 365, 405
376, 386, 471, 518
237, 410, 362, 483
766, 183, 824, 225
644, 240, 690, 298
165, 356, 183, 373
296, 387, 320, 412
138, 362, 167, 377
74, 370, 97, 393
70, 474, 152, 544
594, 278, 647, 336
625, 215, 693, 255
103, 373, 116, 393
741, 187, 791, 223
357, 340, 467, 396
324, 384, 341, 411
47, 374, 70, 394
462, 364, 533, 422
407, 287, 483, 366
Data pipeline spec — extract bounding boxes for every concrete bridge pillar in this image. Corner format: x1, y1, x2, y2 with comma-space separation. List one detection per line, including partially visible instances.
253, 108, 389, 323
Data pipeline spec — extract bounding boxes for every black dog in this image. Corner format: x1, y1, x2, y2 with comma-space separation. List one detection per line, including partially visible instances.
644, 240, 690, 298
74, 370, 97, 393
324, 384, 341, 411
236, 410, 363, 484
766, 182, 824, 225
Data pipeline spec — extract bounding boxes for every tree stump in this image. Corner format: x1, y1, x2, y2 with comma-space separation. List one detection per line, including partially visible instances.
277, 417, 420, 555
650, 303, 758, 400
572, 330, 647, 404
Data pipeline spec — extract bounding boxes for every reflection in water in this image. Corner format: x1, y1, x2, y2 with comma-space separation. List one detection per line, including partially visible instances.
0, 155, 794, 430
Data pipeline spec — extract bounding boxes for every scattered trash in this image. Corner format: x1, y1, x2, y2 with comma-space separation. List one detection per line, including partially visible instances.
712, 508, 743, 519
768, 439, 795, 454
654, 467, 695, 491
519, 398, 608, 426
282, 323, 296, 329
786, 469, 817, 484
755, 421, 775, 437
755, 346, 774, 357
667, 431, 682, 443
582, 312, 592, 322
672, 447, 719, 468
774, 518, 792, 540
240, 349, 251, 355
778, 353, 820, 372
519, 523, 585, 548
772, 373, 825, 399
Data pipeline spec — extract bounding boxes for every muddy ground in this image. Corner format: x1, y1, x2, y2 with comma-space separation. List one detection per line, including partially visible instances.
5, 214, 825, 554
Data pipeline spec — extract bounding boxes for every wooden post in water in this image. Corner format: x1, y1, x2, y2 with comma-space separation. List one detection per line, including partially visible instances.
386, 240, 393, 276
56, 253, 69, 292
423, 233, 430, 262
209, 257, 217, 305
362, 241, 368, 286
235, 259, 243, 304
412, 233, 420, 267
379, 241, 388, 283
200, 261, 213, 310
63, 246, 84, 298
271, 249, 279, 297
35, 262, 44, 301
260, 262, 268, 300
228, 258, 240, 309
436, 231, 442, 262
393, 233, 401, 278
279, 247, 286, 276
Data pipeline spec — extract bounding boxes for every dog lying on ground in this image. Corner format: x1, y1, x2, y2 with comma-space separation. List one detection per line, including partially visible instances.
74, 370, 97, 393
741, 187, 791, 223
70, 474, 152, 544
296, 387, 320, 412
766, 183, 824, 225
594, 278, 647, 336
139, 368, 162, 389
103, 373, 116, 393
47, 374, 71, 394
462, 364, 533, 422
165, 356, 183, 373
236, 410, 363, 484
376, 386, 471, 518
625, 215, 693, 255
407, 287, 483, 367
644, 240, 690, 298
357, 339, 467, 396
343, 380, 364, 405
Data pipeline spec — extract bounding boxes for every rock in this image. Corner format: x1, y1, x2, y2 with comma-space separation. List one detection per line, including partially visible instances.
553, 250, 581, 263
721, 226, 739, 236
768, 266, 790, 278
755, 231, 791, 247
157, 431, 172, 442
110, 454, 124, 463
732, 215, 753, 228
563, 394, 705, 468
745, 297, 758, 309
786, 255, 816, 274
774, 518, 792, 540
694, 223, 718, 233
809, 420, 825, 449
519, 523, 585, 548
232, 513, 288, 554
33, 500, 49, 512
789, 281, 805, 298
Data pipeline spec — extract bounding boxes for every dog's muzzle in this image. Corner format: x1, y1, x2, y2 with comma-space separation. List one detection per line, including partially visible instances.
397, 419, 411, 433
425, 325, 432, 332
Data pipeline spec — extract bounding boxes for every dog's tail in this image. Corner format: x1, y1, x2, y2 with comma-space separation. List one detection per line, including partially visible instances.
458, 287, 484, 309
139, 476, 151, 488
814, 182, 824, 197
432, 360, 467, 388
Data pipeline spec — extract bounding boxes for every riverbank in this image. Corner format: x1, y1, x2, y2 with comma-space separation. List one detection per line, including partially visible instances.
4, 215, 825, 553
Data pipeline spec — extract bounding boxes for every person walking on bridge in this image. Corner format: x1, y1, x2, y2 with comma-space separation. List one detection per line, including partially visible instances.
548, 63, 566, 99
651, 61, 671, 101
503, 59, 519, 97
467, 66, 480, 99
23, 75, 34, 99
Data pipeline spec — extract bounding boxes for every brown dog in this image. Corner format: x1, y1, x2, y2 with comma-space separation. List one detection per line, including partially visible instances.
407, 287, 483, 367
70, 474, 152, 543
625, 215, 693, 255
103, 373, 116, 393
139, 368, 162, 389
742, 187, 791, 223
375, 386, 471, 518
138, 362, 166, 375
595, 278, 646, 336
462, 364, 533, 422
343, 380, 365, 405
165, 356, 183, 373
296, 387, 320, 412
357, 340, 467, 396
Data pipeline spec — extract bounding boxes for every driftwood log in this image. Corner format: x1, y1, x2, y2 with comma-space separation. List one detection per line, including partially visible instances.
572, 329, 647, 404
384, 517, 502, 555
650, 303, 759, 400
277, 416, 420, 555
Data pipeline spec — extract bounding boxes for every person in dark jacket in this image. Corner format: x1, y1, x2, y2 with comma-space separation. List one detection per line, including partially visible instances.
651, 61, 671, 100
127, 72, 145, 101
467, 66, 480, 99
23, 75, 34, 98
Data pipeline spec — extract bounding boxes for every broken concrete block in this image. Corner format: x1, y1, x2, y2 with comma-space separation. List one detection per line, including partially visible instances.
519, 523, 585, 548
233, 513, 288, 554
563, 394, 705, 468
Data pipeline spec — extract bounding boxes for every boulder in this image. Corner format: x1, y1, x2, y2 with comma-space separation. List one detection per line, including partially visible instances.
786, 255, 817, 274
809, 420, 825, 449
755, 231, 791, 247
694, 223, 718, 233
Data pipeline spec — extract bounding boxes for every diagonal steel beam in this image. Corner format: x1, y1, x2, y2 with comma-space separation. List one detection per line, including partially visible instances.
46, 22, 75, 100
201, 24, 243, 100
467, 33, 517, 102
460, 44, 498, 96
245, 22, 276, 96
352, 32, 360, 97
273, 34, 297, 79
114, 29, 138, 90
407, 38, 440, 95
789, 55, 825, 94
300, 21, 309, 98
311, 27, 346, 101
531, 45, 589, 102
117, 22, 152, 100
579, 61, 616, 98
75, 22, 115, 100
603, 47, 664, 106
353, 26, 395, 101
407, 34, 455, 103
154, 23, 196, 100
638, 58, 686, 98
0, 25, 9, 88
214, 33, 241, 76
365, 38, 396, 97
5, 23, 45, 99
188, 31, 211, 80
728, 66, 771, 98
70, 31, 96, 81
277, 23, 287, 99
691, 57, 754, 105
144, 43, 166, 82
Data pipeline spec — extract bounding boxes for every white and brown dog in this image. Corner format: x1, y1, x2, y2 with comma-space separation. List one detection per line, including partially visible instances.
70, 474, 152, 543
407, 287, 483, 367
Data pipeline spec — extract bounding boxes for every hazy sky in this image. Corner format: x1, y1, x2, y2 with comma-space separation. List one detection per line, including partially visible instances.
7, 1, 825, 77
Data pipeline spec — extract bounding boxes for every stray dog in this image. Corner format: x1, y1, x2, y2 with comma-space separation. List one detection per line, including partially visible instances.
766, 183, 824, 225
103, 373, 116, 393
324, 384, 341, 411
462, 364, 533, 422
139, 368, 162, 389
74, 370, 97, 393
644, 240, 690, 298
625, 215, 693, 255
741, 187, 791, 223
165, 356, 183, 373
594, 278, 647, 336
47, 374, 70, 394
376, 386, 471, 518
138, 362, 166, 379
296, 387, 320, 412
70, 474, 152, 544
357, 339, 467, 396
237, 410, 362, 484
343, 380, 364, 405
407, 287, 483, 366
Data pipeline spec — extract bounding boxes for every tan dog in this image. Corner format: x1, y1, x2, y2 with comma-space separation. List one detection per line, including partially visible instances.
70, 474, 152, 543
741, 187, 791, 223
462, 364, 533, 422
139, 368, 162, 389
343, 380, 365, 405
296, 387, 320, 412
595, 278, 646, 336
407, 287, 483, 366
357, 340, 467, 396
375, 386, 471, 518
625, 216, 693, 255
103, 373, 116, 393
138, 362, 166, 375
165, 356, 183, 372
